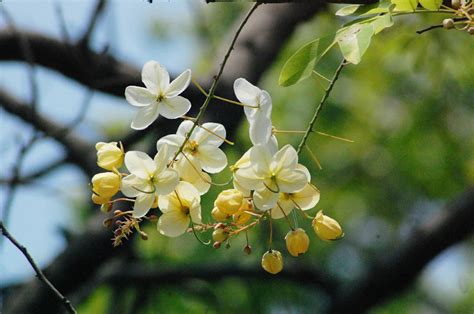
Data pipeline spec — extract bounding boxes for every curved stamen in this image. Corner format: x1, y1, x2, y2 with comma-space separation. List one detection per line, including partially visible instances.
132, 184, 156, 194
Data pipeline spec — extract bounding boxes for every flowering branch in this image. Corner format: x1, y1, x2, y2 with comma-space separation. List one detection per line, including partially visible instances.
296, 59, 346, 155
0, 221, 77, 314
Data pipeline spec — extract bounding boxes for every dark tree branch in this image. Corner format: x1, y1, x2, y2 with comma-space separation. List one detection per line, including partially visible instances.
328, 188, 474, 314
0, 221, 77, 314
0, 89, 97, 176
79, 0, 107, 46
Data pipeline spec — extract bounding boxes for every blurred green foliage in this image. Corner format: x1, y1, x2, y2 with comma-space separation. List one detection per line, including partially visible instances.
81, 4, 474, 313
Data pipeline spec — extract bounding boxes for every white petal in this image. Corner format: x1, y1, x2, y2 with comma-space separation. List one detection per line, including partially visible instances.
120, 174, 150, 197
293, 183, 320, 210
234, 78, 261, 107
197, 145, 227, 173
268, 135, 279, 154
234, 166, 261, 190
158, 96, 191, 119
142, 60, 169, 94
125, 86, 156, 107
154, 143, 170, 174
271, 144, 298, 175
253, 186, 279, 210
157, 211, 190, 237
233, 178, 251, 196
194, 122, 226, 146
154, 169, 179, 196
296, 163, 311, 182
271, 199, 294, 219
181, 168, 211, 195
131, 104, 160, 130
276, 169, 307, 193
124, 151, 156, 179
175, 181, 200, 205
158, 192, 181, 213
165, 69, 191, 97
249, 115, 272, 146
156, 134, 184, 159
176, 120, 194, 137
244, 89, 272, 120
175, 153, 202, 177
249, 144, 273, 177
132, 193, 155, 218
189, 201, 202, 224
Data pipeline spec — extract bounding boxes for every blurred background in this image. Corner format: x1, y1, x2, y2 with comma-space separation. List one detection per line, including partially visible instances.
1, 0, 473, 313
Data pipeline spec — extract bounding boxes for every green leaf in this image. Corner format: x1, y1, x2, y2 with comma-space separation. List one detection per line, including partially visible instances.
337, 24, 375, 65
336, 5, 361, 16
279, 35, 336, 87
371, 13, 394, 34
419, 0, 442, 9
336, 0, 394, 17
391, 0, 418, 11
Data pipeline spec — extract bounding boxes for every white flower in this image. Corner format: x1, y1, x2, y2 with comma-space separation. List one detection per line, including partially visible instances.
157, 181, 201, 237
157, 120, 228, 175
234, 78, 272, 145
121, 145, 179, 218
235, 143, 307, 210
232, 135, 278, 195
125, 61, 192, 130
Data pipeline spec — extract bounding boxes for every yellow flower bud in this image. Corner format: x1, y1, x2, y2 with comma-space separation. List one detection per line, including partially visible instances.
151, 196, 159, 209
91, 193, 109, 205
91, 172, 121, 199
285, 228, 310, 257
215, 189, 243, 215
312, 210, 343, 241
233, 209, 252, 225
261, 250, 283, 275
96, 141, 124, 171
211, 206, 230, 222
212, 228, 228, 243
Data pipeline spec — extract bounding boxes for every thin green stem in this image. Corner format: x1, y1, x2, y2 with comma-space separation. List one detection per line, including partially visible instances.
296, 59, 346, 155
170, 3, 260, 165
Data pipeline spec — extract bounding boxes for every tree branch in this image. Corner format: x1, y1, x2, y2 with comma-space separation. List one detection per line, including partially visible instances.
0, 89, 97, 176
328, 188, 474, 314
0, 221, 77, 314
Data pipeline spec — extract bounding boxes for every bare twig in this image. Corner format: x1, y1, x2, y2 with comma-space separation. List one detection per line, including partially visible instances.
79, 0, 107, 46
0, 221, 77, 314
296, 59, 345, 155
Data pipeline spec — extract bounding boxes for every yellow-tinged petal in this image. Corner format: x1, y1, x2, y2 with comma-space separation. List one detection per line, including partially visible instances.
292, 183, 320, 210
261, 250, 283, 274
215, 189, 243, 215
285, 228, 310, 257
271, 198, 294, 219
312, 210, 343, 241
96, 142, 124, 171
91, 172, 120, 198
157, 211, 190, 237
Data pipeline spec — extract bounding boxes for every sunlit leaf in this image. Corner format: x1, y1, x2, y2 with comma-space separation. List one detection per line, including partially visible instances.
391, 0, 418, 11
372, 13, 394, 34
337, 24, 375, 64
419, 0, 442, 9
336, 5, 361, 16
279, 34, 336, 87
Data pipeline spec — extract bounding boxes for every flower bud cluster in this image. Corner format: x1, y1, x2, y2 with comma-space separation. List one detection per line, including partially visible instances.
91, 60, 344, 275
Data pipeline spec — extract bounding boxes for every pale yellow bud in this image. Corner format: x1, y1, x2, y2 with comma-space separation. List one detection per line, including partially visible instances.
211, 206, 230, 222
91, 172, 121, 199
96, 141, 124, 171
91, 193, 109, 205
151, 196, 159, 209
312, 210, 343, 241
233, 208, 251, 225
215, 189, 243, 215
285, 228, 310, 257
212, 228, 228, 243
261, 250, 283, 275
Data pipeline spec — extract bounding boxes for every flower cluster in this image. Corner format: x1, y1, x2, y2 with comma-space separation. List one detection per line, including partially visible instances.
91, 60, 343, 274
